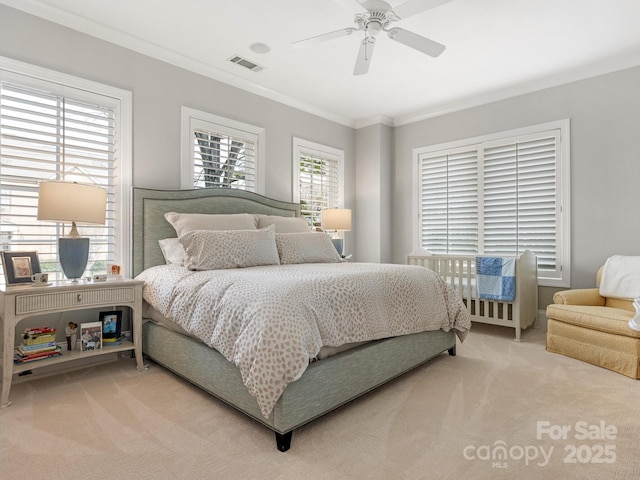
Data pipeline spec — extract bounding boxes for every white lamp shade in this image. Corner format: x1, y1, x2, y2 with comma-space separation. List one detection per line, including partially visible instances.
37, 181, 107, 225
321, 208, 352, 231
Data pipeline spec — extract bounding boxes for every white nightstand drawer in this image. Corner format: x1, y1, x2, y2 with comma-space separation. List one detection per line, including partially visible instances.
15, 286, 136, 315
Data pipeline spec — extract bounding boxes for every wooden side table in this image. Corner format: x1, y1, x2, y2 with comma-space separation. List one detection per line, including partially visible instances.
0, 278, 145, 407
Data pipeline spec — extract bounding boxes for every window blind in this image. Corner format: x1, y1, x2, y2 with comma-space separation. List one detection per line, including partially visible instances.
420, 148, 478, 254
298, 151, 340, 229
0, 81, 116, 280
418, 128, 563, 282
483, 134, 558, 271
192, 127, 256, 191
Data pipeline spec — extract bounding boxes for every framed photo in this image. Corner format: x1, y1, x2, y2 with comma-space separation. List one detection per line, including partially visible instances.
1, 251, 41, 285
99, 310, 122, 339
80, 321, 102, 351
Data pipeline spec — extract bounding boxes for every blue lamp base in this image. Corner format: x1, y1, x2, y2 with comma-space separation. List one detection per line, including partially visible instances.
331, 238, 344, 257
59, 237, 90, 281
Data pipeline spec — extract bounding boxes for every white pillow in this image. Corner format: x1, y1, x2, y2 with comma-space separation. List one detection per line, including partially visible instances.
276, 232, 341, 264
255, 214, 310, 233
599, 255, 640, 299
158, 238, 186, 266
180, 225, 280, 270
164, 212, 257, 237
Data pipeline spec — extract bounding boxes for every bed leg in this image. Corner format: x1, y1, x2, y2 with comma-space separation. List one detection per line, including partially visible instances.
448, 345, 456, 356
275, 431, 293, 452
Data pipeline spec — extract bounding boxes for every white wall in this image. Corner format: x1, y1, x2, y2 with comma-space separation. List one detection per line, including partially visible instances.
0, 5, 356, 207
355, 123, 393, 263
393, 66, 640, 305
3, 4, 640, 306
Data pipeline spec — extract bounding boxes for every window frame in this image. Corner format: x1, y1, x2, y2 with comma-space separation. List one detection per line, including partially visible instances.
292, 137, 345, 228
0, 56, 132, 276
180, 107, 265, 194
412, 119, 571, 287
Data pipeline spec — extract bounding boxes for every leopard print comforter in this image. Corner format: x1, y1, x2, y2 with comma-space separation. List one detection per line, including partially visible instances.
138, 262, 471, 417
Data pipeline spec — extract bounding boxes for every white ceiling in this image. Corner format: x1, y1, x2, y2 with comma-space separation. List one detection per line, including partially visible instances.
5, 0, 640, 127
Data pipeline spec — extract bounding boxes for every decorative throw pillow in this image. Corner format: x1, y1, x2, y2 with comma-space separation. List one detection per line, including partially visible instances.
276, 232, 341, 264
158, 238, 186, 266
255, 214, 310, 233
180, 225, 280, 270
599, 255, 640, 299
164, 212, 257, 237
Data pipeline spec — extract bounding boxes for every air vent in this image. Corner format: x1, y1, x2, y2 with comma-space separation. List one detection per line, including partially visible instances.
228, 55, 264, 72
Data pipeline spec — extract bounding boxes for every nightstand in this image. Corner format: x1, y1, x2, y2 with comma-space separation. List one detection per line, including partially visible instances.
0, 278, 145, 407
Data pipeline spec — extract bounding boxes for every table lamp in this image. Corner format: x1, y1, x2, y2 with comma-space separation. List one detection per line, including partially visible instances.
37, 181, 107, 281
321, 208, 352, 257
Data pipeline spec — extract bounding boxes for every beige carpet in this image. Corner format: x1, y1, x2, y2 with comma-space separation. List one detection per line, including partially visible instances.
1, 323, 638, 480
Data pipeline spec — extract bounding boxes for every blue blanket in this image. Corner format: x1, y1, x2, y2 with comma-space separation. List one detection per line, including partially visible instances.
476, 256, 516, 301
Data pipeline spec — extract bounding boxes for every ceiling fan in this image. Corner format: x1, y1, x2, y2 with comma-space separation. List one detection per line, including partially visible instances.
293, 0, 451, 75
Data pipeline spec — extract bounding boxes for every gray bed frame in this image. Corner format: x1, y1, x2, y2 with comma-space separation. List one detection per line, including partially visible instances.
132, 187, 457, 452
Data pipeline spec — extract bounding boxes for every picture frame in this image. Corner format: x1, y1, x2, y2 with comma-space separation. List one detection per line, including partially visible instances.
99, 310, 122, 339
80, 321, 102, 352
1, 251, 41, 285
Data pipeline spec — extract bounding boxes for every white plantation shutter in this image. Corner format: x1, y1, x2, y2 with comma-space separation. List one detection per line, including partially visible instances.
298, 151, 340, 229
293, 138, 343, 230
181, 108, 264, 193
0, 80, 119, 281
483, 134, 559, 276
416, 122, 569, 286
420, 148, 478, 254
192, 125, 256, 191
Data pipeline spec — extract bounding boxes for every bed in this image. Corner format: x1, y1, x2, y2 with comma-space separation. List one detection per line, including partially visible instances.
132, 187, 471, 452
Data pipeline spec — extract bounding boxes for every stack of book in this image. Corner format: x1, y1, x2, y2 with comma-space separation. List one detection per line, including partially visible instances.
102, 334, 126, 346
14, 327, 62, 364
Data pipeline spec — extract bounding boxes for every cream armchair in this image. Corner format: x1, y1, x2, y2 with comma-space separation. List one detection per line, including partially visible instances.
546, 267, 640, 378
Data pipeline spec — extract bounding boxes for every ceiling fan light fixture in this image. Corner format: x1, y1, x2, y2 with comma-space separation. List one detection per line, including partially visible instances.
366, 19, 383, 36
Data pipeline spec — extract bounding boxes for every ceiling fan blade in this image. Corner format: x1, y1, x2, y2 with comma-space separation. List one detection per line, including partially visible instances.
353, 36, 376, 75
387, 27, 445, 57
333, 0, 368, 12
359, 0, 393, 12
392, 0, 452, 19
293, 28, 356, 48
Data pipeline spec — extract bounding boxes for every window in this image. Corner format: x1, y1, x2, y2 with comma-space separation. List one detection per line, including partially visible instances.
292, 138, 344, 229
181, 107, 264, 193
414, 120, 570, 287
0, 57, 132, 280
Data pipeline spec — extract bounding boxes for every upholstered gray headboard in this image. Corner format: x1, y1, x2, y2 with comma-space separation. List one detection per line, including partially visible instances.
131, 188, 301, 277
